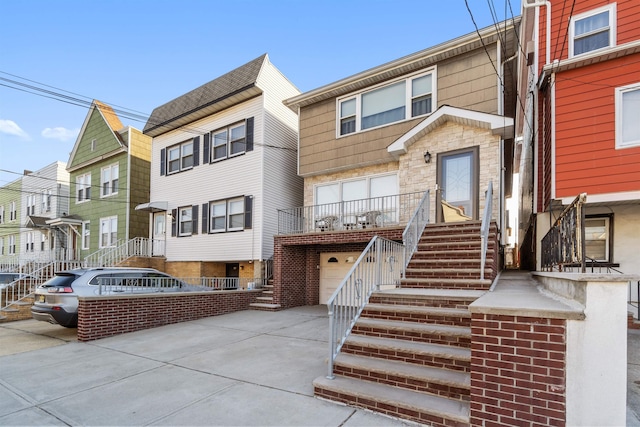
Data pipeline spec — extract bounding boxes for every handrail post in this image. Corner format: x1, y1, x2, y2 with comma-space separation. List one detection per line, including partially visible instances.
327, 304, 336, 379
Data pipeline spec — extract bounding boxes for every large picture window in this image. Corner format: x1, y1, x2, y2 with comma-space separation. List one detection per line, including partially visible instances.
569, 4, 615, 57
616, 83, 640, 149
337, 70, 435, 136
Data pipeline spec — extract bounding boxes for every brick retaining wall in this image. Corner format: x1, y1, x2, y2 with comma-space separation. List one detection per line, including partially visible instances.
77, 290, 261, 341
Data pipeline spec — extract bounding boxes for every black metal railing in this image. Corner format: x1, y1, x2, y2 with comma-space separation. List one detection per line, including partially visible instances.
541, 193, 587, 272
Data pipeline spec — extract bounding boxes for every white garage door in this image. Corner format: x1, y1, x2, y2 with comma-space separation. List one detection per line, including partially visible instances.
319, 252, 361, 305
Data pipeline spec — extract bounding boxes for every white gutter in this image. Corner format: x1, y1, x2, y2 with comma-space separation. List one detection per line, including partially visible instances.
523, 0, 551, 66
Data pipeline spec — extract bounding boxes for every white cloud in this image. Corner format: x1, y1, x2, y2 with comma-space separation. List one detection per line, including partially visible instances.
0, 119, 30, 139
41, 127, 79, 142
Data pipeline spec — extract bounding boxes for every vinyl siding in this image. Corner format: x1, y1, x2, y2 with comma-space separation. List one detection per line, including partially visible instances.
150, 97, 265, 262
554, 54, 640, 198
256, 61, 302, 258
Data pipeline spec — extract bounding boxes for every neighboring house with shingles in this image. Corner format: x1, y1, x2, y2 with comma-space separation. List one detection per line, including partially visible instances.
140, 54, 301, 282
516, 0, 640, 278
59, 100, 151, 260
276, 18, 520, 308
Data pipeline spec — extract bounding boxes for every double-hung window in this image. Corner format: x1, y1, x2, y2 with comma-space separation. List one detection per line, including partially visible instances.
76, 173, 91, 202
338, 70, 435, 136
206, 196, 252, 233
570, 5, 615, 57
26, 232, 34, 252
101, 164, 119, 197
209, 201, 227, 233
26, 194, 36, 215
9, 201, 16, 221
42, 189, 52, 212
0, 237, 3, 255
178, 207, 193, 236
9, 236, 16, 255
0, 206, 4, 224
211, 122, 246, 161
99, 216, 117, 248
168, 140, 194, 174
616, 83, 640, 149
82, 221, 90, 250
584, 215, 612, 263
41, 233, 46, 251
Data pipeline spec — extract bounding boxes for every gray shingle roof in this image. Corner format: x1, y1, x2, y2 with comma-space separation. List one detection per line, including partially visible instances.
144, 54, 267, 137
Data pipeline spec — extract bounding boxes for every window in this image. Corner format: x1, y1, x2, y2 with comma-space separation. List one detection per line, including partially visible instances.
0, 237, 3, 255
337, 70, 435, 136
206, 196, 252, 233
99, 216, 117, 248
41, 189, 52, 212
211, 122, 246, 161
168, 140, 194, 174
41, 233, 46, 251
26, 232, 34, 252
178, 207, 193, 236
616, 83, 640, 149
76, 173, 91, 202
9, 235, 16, 255
82, 221, 90, 250
0, 206, 3, 223
584, 215, 612, 262
9, 201, 16, 221
101, 164, 119, 197
26, 194, 36, 215
91, 139, 97, 151
570, 5, 615, 57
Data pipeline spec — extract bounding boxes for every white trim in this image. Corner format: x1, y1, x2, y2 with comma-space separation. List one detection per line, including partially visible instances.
615, 82, 640, 149
568, 3, 617, 58
387, 106, 513, 157
559, 190, 640, 205
550, 73, 556, 200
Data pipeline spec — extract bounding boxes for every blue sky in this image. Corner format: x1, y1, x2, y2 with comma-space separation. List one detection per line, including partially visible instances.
0, 0, 518, 185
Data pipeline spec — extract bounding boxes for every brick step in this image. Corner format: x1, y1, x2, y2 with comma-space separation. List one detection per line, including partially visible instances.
362, 303, 471, 327
419, 231, 496, 243
418, 241, 497, 251
404, 267, 488, 279
342, 334, 470, 372
400, 277, 492, 290
410, 249, 494, 260
353, 318, 470, 348
313, 375, 469, 426
369, 288, 485, 309
333, 353, 470, 401
407, 258, 484, 267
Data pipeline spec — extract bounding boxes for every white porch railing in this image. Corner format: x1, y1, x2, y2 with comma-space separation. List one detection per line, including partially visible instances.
480, 181, 493, 281
84, 237, 162, 267
326, 236, 405, 379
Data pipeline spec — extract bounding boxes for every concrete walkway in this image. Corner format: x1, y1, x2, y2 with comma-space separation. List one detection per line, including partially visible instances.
1, 305, 640, 425
0, 306, 417, 426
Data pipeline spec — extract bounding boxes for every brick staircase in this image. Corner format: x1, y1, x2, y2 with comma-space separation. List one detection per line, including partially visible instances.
313, 221, 499, 426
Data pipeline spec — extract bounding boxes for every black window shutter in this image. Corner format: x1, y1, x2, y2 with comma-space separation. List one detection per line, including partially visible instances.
160, 148, 166, 176
171, 209, 177, 236
192, 205, 199, 235
203, 133, 210, 164
244, 196, 253, 229
201, 203, 208, 234
193, 137, 200, 167
246, 117, 254, 152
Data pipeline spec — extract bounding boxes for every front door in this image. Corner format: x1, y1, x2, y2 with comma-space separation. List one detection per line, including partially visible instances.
226, 263, 240, 289
436, 147, 478, 222
152, 212, 166, 256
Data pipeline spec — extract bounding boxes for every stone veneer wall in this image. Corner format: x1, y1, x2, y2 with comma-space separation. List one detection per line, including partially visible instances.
77, 290, 260, 341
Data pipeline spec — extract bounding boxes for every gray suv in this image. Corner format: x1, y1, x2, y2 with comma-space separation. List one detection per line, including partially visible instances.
31, 267, 185, 327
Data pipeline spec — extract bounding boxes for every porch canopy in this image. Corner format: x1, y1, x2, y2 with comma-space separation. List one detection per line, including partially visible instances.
135, 201, 168, 212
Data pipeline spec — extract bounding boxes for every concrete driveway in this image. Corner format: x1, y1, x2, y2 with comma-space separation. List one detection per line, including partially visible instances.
0, 306, 416, 426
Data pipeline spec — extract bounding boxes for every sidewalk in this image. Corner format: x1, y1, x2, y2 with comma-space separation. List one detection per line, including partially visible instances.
1, 306, 639, 425
0, 306, 415, 426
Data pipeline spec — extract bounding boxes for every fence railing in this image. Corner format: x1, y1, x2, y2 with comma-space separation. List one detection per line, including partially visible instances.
84, 237, 160, 267
326, 236, 404, 379
402, 190, 430, 272
277, 192, 424, 235
480, 181, 493, 280
541, 193, 587, 272
96, 276, 267, 295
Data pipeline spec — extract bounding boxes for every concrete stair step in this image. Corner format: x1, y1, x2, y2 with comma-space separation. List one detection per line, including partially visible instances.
353, 318, 470, 347
362, 303, 471, 326
313, 375, 469, 425
256, 296, 274, 302
342, 334, 470, 372
334, 353, 470, 400
249, 303, 282, 310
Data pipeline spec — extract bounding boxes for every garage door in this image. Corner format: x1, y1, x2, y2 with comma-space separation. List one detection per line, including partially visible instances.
319, 252, 361, 305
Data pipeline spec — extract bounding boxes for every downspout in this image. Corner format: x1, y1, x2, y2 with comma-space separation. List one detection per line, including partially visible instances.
523, 0, 551, 67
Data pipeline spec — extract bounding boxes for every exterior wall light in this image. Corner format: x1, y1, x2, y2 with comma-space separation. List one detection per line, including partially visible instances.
424, 151, 432, 163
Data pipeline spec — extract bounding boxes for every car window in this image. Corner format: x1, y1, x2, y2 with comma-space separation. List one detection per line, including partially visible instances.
88, 272, 143, 286
42, 274, 77, 287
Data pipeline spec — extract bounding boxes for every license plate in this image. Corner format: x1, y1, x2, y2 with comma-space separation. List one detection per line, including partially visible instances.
38, 295, 45, 303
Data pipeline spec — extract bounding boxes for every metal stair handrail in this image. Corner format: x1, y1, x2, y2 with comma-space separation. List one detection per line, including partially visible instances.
326, 236, 405, 379
402, 189, 430, 273
84, 237, 155, 267
480, 181, 493, 280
